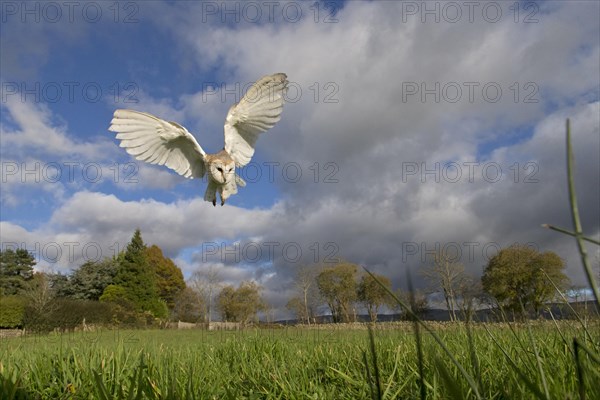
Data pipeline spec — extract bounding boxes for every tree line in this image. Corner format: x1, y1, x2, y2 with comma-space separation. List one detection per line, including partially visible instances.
0, 230, 574, 330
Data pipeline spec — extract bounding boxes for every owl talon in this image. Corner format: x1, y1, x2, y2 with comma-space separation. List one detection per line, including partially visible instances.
221, 199, 225, 206
212, 200, 216, 206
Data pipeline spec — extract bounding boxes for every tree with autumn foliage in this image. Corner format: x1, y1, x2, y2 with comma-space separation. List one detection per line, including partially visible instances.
482, 244, 569, 317
146, 245, 185, 310
217, 281, 264, 324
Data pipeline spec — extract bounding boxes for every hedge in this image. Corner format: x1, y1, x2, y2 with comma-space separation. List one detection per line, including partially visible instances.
0, 296, 27, 328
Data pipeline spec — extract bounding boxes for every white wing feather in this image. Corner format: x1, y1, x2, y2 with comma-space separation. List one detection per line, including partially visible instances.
109, 109, 206, 178
224, 73, 288, 166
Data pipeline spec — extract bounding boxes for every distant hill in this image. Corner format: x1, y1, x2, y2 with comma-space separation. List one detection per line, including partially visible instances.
275, 301, 598, 324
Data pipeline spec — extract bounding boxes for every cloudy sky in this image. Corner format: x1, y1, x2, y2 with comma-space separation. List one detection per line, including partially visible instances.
1, 1, 599, 318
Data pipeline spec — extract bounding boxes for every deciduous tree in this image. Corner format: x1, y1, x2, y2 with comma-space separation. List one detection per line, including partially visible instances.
357, 272, 393, 322
146, 245, 185, 309
289, 265, 321, 324
172, 287, 204, 323
316, 262, 358, 323
190, 265, 222, 323
216, 281, 264, 324
421, 252, 466, 322
482, 244, 569, 317
286, 297, 310, 323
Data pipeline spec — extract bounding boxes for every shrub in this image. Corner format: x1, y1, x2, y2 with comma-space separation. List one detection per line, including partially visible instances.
0, 296, 27, 328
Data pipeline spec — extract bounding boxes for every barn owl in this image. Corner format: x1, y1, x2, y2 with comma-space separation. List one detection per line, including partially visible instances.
108, 73, 288, 206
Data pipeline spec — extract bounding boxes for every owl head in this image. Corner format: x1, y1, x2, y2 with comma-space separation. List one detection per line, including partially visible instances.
208, 159, 236, 184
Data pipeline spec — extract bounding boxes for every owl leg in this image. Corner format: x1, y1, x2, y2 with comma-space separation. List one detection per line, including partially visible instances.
204, 181, 217, 206
218, 186, 225, 206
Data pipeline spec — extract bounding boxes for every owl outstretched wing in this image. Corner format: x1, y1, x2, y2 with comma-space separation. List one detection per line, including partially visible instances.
224, 73, 288, 166
109, 109, 206, 179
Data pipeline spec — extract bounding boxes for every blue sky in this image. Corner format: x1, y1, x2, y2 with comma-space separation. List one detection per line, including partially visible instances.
1, 0, 599, 317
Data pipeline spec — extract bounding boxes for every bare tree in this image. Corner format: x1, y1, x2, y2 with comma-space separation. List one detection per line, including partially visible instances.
24, 272, 55, 315
190, 265, 222, 324
290, 265, 322, 324
421, 252, 467, 322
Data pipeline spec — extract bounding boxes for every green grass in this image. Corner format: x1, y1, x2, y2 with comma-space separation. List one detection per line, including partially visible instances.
1, 321, 598, 399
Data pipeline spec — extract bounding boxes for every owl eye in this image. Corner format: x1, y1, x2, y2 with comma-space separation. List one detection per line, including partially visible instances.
217, 167, 223, 172
228, 168, 233, 172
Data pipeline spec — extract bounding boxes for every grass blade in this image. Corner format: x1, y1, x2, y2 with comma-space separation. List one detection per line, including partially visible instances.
363, 351, 376, 400
566, 118, 600, 304
541, 224, 600, 245
366, 325, 382, 400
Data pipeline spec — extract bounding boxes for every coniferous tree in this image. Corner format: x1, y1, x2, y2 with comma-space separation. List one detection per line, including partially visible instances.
0, 248, 36, 295
61, 258, 118, 300
112, 229, 164, 316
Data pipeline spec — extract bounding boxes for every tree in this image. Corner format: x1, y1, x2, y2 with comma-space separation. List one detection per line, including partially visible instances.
289, 265, 321, 324
316, 262, 358, 323
455, 274, 483, 321
99, 284, 130, 305
22, 273, 58, 331
421, 252, 467, 322
146, 245, 185, 309
0, 296, 27, 328
357, 273, 393, 322
172, 287, 204, 322
47, 272, 70, 297
482, 244, 569, 317
393, 289, 429, 320
0, 248, 36, 295
216, 281, 264, 324
63, 258, 118, 300
286, 297, 309, 323
190, 265, 222, 323
113, 229, 161, 315
217, 285, 237, 322
23, 273, 54, 315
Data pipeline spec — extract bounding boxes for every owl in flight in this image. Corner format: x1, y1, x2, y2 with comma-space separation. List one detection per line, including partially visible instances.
109, 73, 288, 206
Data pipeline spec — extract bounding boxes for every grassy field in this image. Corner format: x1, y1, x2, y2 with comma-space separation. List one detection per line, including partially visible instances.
1, 320, 599, 399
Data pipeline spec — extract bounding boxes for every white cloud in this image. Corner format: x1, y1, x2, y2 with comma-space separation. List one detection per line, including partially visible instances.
1, 98, 114, 160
